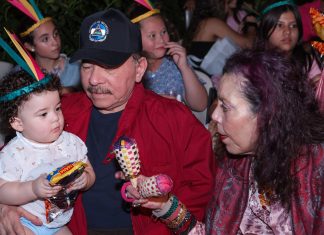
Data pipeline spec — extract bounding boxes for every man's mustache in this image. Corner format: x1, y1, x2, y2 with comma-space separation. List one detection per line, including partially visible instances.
87, 86, 112, 94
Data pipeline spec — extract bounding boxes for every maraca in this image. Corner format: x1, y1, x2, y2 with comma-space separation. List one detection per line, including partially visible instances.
113, 136, 173, 199
113, 136, 141, 188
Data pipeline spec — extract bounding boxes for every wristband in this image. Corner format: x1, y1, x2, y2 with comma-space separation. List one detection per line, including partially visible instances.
120, 182, 135, 202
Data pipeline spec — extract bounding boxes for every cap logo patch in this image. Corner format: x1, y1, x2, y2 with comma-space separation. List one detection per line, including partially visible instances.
89, 21, 109, 42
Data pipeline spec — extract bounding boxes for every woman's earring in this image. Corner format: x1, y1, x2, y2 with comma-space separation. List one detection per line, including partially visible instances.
31, 48, 35, 52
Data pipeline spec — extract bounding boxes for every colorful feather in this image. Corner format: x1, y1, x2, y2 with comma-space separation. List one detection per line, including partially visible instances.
4, 28, 44, 80
29, 0, 44, 19
134, 0, 155, 10
0, 36, 33, 77
7, 0, 40, 22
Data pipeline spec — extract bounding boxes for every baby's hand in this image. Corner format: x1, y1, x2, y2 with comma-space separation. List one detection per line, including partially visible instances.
32, 174, 61, 199
66, 171, 88, 193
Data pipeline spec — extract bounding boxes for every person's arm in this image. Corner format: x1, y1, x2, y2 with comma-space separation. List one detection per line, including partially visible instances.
126, 105, 215, 231
165, 42, 208, 111
0, 204, 42, 235
0, 176, 61, 205
207, 18, 254, 48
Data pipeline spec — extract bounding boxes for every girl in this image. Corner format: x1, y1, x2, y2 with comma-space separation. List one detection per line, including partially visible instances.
8, 0, 81, 94
129, 2, 208, 112
255, 0, 321, 81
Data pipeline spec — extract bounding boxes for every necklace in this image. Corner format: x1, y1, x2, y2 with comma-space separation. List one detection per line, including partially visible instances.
258, 187, 272, 209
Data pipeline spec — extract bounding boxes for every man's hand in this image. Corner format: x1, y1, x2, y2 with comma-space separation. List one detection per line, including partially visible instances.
0, 205, 42, 235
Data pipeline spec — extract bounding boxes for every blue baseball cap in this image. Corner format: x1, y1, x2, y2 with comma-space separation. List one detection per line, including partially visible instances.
71, 8, 142, 67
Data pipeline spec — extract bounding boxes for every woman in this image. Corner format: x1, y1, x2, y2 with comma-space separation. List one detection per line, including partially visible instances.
255, 0, 320, 80
186, 0, 255, 62
206, 49, 324, 234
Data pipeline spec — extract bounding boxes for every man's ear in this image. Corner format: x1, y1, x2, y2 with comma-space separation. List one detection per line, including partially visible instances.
10, 117, 23, 132
135, 57, 148, 83
23, 42, 35, 53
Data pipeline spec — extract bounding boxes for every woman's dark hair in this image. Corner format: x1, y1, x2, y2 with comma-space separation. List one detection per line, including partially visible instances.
0, 70, 62, 136
185, 0, 227, 47
220, 49, 324, 208
255, 1, 313, 78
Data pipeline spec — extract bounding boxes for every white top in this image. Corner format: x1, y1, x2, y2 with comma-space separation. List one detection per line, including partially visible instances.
0, 131, 88, 228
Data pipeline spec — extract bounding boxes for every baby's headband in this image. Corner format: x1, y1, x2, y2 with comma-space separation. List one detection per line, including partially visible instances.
131, 0, 160, 23
0, 28, 52, 102
260, 0, 296, 16
7, 0, 52, 37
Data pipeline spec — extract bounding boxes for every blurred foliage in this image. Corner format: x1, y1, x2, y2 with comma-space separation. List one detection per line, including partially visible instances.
0, 0, 316, 64
0, 0, 183, 63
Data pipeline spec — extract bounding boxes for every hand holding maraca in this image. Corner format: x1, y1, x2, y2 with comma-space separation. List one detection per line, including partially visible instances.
113, 136, 173, 204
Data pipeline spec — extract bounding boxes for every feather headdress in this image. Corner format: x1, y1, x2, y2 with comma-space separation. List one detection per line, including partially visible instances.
7, 0, 51, 37
131, 0, 160, 23
0, 28, 51, 101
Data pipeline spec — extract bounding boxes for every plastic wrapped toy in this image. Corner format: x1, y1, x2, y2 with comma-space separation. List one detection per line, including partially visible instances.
45, 161, 87, 223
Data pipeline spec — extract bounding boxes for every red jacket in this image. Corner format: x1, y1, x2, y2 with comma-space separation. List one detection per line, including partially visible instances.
62, 84, 215, 235
206, 145, 324, 235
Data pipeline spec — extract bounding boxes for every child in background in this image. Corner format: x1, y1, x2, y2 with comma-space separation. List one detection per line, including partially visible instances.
255, 0, 321, 81
0, 70, 95, 235
7, 0, 81, 94
129, 1, 208, 112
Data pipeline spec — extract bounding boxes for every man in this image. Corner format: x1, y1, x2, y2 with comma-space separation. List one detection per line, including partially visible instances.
0, 8, 214, 235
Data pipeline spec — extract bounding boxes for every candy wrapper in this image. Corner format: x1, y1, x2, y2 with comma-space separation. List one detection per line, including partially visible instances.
45, 161, 87, 223
113, 136, 173, 200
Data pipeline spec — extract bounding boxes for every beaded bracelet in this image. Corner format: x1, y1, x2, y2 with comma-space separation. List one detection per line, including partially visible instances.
179, 216, 197, 235
172, 211, 191, 233
161, 195, 179, 220
168, 205, 187, 229
175, 210, 191, 230
153, 195, 198, 234
165, 203, 182, 223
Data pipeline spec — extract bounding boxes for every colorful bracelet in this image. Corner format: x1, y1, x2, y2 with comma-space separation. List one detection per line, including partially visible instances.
120, 181, 135, 203
166, 203, 182, 222
153, 194, 198, 234
161, 195, 178, 220
179, 216, 197, 235
175, 210, 191, 230
168, 205, 187, 229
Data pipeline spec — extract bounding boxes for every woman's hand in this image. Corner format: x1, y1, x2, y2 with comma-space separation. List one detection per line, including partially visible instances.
0, 205, 42, 235
121, 175, 170, 210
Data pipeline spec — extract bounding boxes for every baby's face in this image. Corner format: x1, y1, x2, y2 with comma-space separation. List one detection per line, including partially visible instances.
140, 15, 170, 60
11, 90, 64, 144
